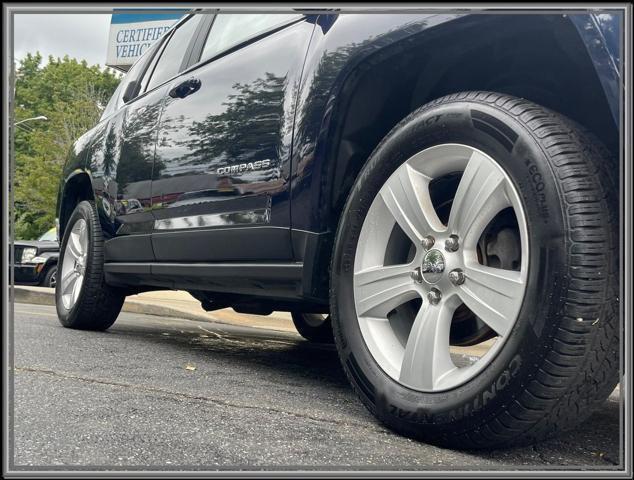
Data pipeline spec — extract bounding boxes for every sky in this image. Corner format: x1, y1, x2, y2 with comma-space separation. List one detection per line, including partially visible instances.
14, 14, 113, 68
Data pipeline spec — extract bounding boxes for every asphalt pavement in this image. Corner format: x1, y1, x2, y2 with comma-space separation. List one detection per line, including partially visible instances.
10, 302, 623, 471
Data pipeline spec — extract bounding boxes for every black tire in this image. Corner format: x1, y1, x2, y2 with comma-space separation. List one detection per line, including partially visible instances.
56, 201, 125, 330
330, 91, 619, 449
42, 265, 57, 288
291, 312, 335, 343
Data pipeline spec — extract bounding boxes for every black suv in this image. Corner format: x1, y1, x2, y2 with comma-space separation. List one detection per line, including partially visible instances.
56, 11, 621, 448
13, 228, 59, 288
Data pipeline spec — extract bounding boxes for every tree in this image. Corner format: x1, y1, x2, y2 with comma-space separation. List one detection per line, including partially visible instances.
13, 53, 121, 239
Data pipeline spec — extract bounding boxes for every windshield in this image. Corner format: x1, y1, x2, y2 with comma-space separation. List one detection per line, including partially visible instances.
38, 227, 57, 242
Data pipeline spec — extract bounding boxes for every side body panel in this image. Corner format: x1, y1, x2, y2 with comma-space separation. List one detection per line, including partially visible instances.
149, 19, 315, 262
89, 86, 169, 262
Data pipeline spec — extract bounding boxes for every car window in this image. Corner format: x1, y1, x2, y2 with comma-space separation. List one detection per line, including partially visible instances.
110, 32, 173, 109
200, 13, 302, 62
101, 36, 169, 119
38, 228, 57, 242
146, 15, 203, 91
116, 53, 151, 107
139, 33, 170, 93
100, 82, 123, 121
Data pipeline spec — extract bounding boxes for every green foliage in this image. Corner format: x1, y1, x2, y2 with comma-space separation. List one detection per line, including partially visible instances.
13, 53, 121, 239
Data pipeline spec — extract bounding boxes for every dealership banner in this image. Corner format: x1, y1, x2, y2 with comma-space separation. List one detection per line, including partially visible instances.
106, 10, 185, 71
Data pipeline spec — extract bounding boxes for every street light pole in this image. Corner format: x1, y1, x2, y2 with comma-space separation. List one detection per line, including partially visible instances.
14, 115, 48, 126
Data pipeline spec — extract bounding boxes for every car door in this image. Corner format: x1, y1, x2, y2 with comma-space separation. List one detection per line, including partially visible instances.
148, 13, 315, 262
89, 38, 172, 262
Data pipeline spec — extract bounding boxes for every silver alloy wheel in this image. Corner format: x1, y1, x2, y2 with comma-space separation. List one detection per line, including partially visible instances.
60, 218, 88, 310
353, 144, 528, 392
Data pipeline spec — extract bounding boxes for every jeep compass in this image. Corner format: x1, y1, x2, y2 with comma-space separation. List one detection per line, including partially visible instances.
55, 11, 621, 448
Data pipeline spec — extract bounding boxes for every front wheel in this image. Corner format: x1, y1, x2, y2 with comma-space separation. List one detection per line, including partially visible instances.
331, 92, 619, 448
56, 201, 125, 330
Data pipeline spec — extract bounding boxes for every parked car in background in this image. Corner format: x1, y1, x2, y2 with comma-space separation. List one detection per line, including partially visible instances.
13, 227, 59, 288
55, 11, 620, 448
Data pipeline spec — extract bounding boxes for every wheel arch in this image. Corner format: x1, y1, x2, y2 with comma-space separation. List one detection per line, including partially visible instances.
301, 13, 619, 299
58, 170, 96, 238
43, 254, 59, 267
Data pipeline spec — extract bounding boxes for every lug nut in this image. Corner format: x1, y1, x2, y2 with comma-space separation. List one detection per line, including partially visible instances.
411, 267, 423, 283
427, 288, 442, 305
421, 235, 435, 250
449, 268, 465, 286
445, 234, 460, 252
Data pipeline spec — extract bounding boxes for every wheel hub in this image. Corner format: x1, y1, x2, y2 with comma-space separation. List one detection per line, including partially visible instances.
421, 249, 445, 284
74, 257, 86, 274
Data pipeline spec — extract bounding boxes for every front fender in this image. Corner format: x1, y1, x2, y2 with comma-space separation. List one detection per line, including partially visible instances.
291, 12, 465, 232
56, 130, 92, 222
292, 12, 622, 236
40, 252, 59, 267
569, 12, 622, 125
56, 121, 106, 235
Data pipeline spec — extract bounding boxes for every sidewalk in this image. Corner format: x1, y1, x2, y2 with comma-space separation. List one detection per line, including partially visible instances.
128, 290, 296, 332
13, 286, 296, 333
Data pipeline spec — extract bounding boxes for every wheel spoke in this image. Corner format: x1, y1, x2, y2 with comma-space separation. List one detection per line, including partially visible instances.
379, 164, 444, 244
458, 264, 524, 337
60, 219, 89, 309
67, 232, 82, 260
354, 263, 419, 318
71, 276, 83, 304
60, 269, 76, 287
78, 222, 88, 255
62, 273, 78, 297
447, 150, 511, 242
399, 301, 455, 390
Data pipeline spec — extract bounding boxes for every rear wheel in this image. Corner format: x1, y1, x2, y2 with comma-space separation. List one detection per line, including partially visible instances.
291, 313, 334, 343
331, 92, 619, 448
56, 201, 125, 330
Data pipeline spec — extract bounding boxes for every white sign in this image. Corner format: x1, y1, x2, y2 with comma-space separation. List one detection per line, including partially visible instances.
106, 11, 184, 71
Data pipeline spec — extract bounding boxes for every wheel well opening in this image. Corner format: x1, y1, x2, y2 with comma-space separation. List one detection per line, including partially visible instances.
59, 173, 94, 237
325, 14, 617, 236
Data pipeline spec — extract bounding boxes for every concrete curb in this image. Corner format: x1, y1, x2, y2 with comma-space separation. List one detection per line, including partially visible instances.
122, 299, 217, 324
13, 285, 214, 322
12, 286, 295, 333
13, 286, 55, 307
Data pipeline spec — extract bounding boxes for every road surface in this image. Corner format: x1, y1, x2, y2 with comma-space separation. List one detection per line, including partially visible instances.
10, 303, 622, 471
